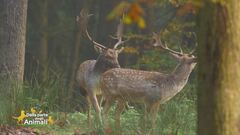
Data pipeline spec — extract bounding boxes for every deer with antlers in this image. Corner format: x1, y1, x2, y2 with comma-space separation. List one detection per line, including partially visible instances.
100, 33, 197, 134
76, 10, 127, 127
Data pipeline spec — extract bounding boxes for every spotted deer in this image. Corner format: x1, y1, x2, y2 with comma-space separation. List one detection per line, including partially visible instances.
76, 10, 126, 126
100, 33, 197, 134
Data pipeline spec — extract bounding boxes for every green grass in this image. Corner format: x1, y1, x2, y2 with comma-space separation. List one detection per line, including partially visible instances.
35, 112, 89, 135
0, 73, 197, 135
0, 78, 25, 125
31, 84, 197, 135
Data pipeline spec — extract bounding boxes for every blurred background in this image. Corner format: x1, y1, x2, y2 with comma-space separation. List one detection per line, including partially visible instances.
24, 0, 197, 111
0, 0, 198, 134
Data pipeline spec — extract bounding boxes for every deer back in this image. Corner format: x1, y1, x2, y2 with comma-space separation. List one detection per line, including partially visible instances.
101, 68, 170, 103
101, 59, 196, 104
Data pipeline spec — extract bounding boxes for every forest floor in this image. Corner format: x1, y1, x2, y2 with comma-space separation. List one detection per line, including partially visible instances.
33, 112, 115, 135
0, 124, 95, 135
0, 125, 50, 135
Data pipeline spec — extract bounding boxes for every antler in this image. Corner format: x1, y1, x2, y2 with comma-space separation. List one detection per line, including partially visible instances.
189, 32, 198, 55
152, 33, 183, 56
78, 9, 106, 49
112, 20, 128, 49
85, 29, 107, 49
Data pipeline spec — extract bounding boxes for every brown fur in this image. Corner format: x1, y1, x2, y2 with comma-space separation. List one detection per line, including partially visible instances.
100, 52, 197, 134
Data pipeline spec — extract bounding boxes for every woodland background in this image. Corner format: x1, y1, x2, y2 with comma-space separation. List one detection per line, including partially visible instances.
25, 0, 197, 111
1, 0, 240, 135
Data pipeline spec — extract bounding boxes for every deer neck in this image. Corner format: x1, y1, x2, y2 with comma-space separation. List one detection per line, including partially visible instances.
93, 55, 120, 74
155, 63, 194, 103
171, 63, 193, 84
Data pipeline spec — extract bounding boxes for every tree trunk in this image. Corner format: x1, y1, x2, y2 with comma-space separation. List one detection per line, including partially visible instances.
0, 0, 28, 82
197, 1, 240, 135
0, 0, 28, 124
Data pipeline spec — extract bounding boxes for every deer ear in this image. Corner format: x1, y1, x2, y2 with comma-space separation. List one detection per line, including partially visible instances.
117, 47, 124, 54
94, 45, 104, 53
191, 57, 197, 63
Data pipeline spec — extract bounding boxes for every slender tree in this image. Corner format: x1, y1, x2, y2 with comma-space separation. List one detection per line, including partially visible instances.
67, 0, 83, 92
197, 1, 240, 135
28, 0, 48, 81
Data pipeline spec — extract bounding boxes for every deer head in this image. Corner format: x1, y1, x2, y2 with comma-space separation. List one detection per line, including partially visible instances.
77, 9, 127, 69
152, 33, 197, 77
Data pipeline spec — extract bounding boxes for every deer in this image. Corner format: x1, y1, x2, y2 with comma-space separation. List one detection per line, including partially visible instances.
100, 33, 197, 134
75, 10, 127, 127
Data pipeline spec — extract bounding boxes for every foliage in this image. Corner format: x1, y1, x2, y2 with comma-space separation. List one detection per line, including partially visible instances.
0, 79, 25, 125
155, 84, 197, 135
107, 1, 146, 29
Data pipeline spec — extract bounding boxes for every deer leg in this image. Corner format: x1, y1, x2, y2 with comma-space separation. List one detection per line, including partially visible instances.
87, 96, 92, 128
140, 104, 147, 132
97, 95, 104, 107
142, 103, 151, 134
88, 92, 102, 126
115, 100, 125, 135
148, 103, 160, 135
98, 95, 105, 107
102, 98, 113, 126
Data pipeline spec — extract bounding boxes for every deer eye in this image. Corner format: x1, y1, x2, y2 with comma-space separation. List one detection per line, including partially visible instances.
188, 54, 193, 57
105, 51, 113, 56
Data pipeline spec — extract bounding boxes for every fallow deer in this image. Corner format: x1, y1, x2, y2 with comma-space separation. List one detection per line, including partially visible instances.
100, 33, 197, 134
75, 10, 127, 127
